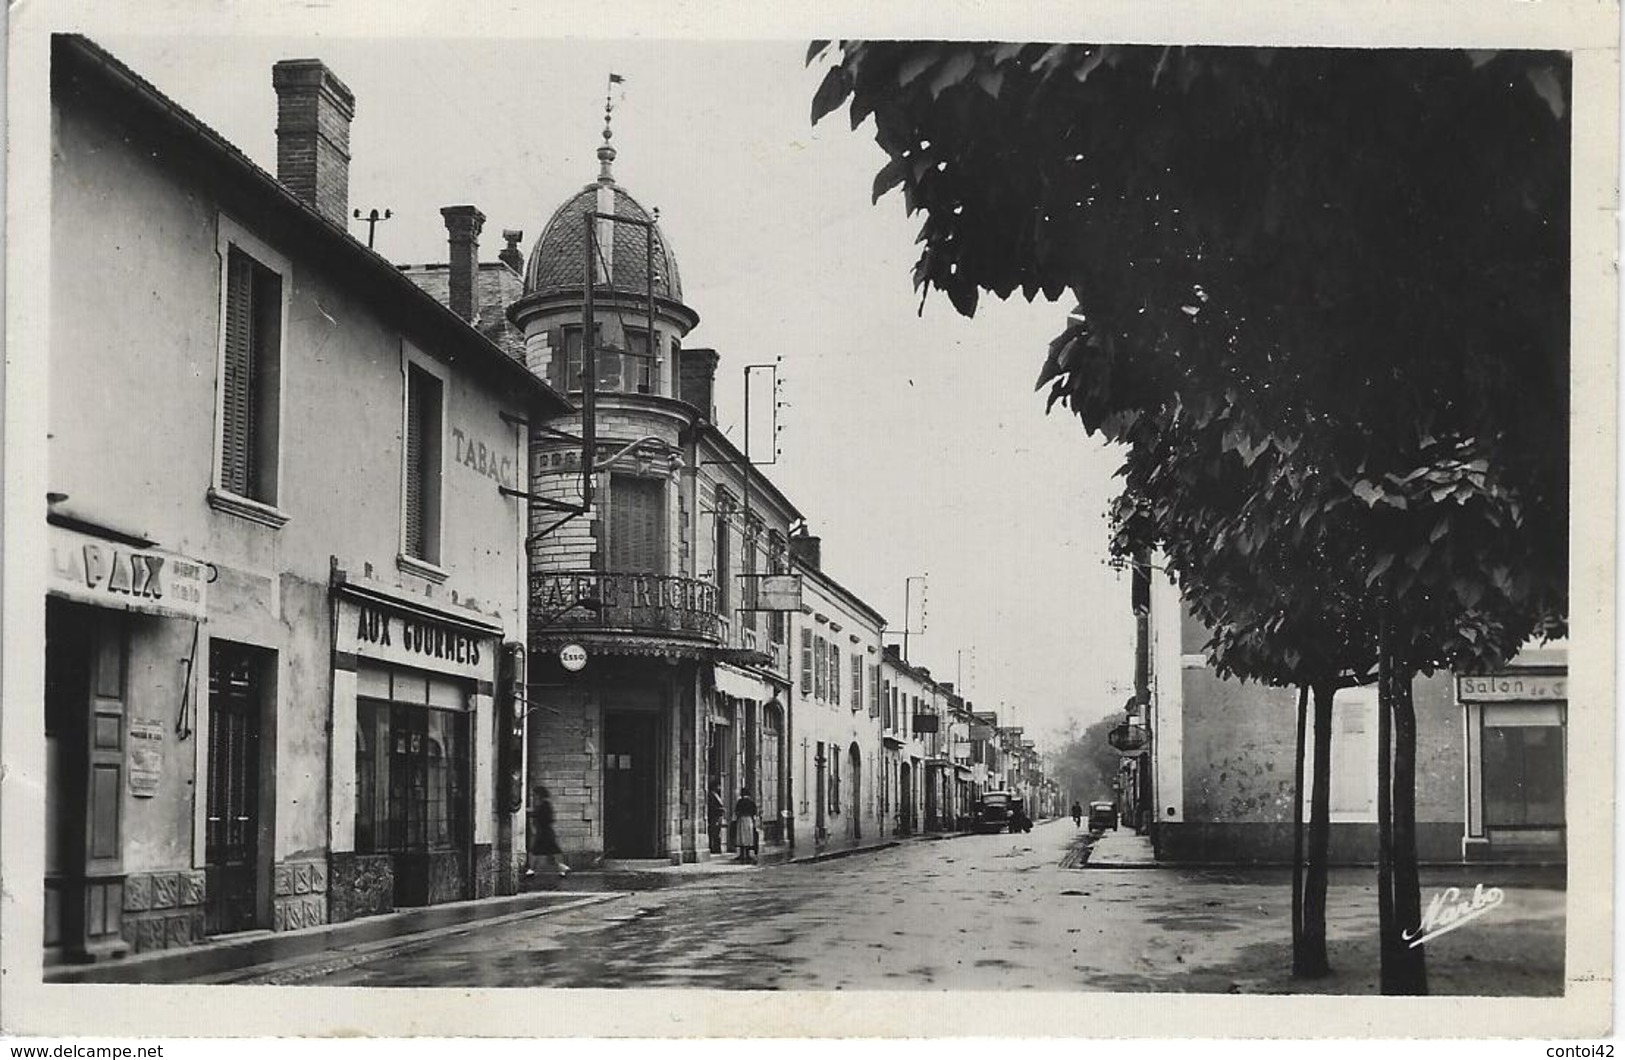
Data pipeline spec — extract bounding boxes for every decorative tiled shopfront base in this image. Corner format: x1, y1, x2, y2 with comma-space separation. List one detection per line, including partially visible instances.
272, 858, 329, 931
121, 870, 206, 955
326, 852, 394, 923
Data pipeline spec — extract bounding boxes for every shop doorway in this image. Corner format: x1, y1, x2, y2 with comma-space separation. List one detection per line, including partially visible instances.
848, 743, 863, 841
899, 760, 913, 836
205, 640, 274, 935
44, 601, 128, 962
604, 710, 662, 858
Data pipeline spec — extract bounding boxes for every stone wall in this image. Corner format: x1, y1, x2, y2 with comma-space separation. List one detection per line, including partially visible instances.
121, 869, 205, 954
327, 852, 393, 922
272, 856, 329, 931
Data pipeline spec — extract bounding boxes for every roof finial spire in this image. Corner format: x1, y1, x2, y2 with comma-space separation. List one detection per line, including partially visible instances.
598, 72, 624, 184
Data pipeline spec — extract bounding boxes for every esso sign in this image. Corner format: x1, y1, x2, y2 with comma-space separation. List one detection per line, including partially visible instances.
559, 643, 589, 672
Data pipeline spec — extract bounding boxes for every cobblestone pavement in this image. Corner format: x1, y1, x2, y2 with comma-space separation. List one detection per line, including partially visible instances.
202, 821, 1565, 994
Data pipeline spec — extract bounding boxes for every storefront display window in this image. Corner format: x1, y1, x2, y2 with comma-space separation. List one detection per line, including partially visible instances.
1483, 724, 1565, 828
355, 667, 471, 855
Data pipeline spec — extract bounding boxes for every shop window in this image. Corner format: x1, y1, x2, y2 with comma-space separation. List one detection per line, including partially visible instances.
355, 670, 471, 855
1483, 725, 1565, 828
403, 364, 445, 565
212, 221, 288, 519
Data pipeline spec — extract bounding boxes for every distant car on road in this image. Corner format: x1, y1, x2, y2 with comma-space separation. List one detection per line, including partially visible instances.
972, 791, 1016, 833
1088, 800, 1118, 833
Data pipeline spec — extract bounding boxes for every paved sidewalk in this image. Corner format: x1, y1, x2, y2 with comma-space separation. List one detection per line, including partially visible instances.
46, 889, 623, 985
1086, 828, 1157, 867
46, 827, 981, 985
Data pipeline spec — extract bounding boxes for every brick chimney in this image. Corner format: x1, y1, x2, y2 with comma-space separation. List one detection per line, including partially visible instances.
499, 229, 525, 273
272, 59, 356, 226
441, 206, 485, 322
679, 347, 720, 420
789, 532, 821, 571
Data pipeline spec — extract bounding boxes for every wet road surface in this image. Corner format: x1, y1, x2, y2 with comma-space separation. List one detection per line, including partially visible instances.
207, 820, 1564, 993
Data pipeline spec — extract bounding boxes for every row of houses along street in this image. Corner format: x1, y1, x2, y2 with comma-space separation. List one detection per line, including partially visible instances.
40, 35, 1061, 968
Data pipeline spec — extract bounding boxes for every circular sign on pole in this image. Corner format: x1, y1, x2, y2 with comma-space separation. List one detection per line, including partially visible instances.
558, 643, 588, 672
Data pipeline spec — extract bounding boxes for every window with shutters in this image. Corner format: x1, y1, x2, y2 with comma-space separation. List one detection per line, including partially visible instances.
813, 635, 827, 701
870, 665, 880, 718
609, 475, 666, 573
210, 220, 288, 524
714, 492, 733, 615
403, 364, 445, 565
850, 655, 862, 711
742, 528, 759, 634
800, 630, 813, 695
883, 680, 893, 730
1310, 686, 1378, 822
830, 647, 841, 705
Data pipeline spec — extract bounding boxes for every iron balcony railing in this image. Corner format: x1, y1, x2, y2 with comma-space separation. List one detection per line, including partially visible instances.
531, 570, 722, 641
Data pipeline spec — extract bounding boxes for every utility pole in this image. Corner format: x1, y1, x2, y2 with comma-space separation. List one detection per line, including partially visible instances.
353, 207, 392, 249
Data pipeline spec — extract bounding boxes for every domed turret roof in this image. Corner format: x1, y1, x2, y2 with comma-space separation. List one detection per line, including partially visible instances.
523, 181, 683, 302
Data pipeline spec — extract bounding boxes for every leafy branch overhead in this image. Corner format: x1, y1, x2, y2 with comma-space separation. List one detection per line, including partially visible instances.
811, 40, 1569, 679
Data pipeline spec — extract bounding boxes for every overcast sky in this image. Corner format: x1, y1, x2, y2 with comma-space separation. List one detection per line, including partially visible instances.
95, 33, 1138, 749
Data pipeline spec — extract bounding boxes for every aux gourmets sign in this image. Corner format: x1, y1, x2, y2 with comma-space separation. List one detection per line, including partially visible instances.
348, 598, 493, 680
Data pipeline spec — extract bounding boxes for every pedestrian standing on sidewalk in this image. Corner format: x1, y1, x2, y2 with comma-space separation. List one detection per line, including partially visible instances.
733, 787, 760, 864
707, 780, 727, 855
530, 786, 570, 879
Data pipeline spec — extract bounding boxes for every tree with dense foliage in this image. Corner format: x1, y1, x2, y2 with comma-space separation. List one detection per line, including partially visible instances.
1046, 712, 1126, 808
811, 41, 1569, 994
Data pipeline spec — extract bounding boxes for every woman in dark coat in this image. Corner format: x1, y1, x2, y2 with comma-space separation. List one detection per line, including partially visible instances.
733, 788, 760, 864
529, 786, 570, 879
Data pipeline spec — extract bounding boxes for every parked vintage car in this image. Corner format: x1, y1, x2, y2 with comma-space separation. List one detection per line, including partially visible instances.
972, 791, 1016, 833
1088, 800, 1118, 832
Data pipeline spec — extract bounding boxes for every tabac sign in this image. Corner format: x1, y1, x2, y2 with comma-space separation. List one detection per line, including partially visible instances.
48, 525, 207, 621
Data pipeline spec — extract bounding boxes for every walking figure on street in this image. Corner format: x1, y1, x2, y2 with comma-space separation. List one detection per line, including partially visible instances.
1071, 801, 1083, 829
529, 786, 570, 879
707, 780, 727, 855
734, 787, 759, 864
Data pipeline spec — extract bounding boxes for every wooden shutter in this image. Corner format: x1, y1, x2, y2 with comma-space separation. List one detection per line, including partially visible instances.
221, 250, 255, 496
850, 655, 861, 710
405, 369, 426, 557
610, 476, 665, 573
814, 636, 826, 700
800, 631, 813, 695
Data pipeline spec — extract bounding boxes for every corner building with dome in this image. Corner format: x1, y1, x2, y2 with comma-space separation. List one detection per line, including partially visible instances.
506, 124, 809, 866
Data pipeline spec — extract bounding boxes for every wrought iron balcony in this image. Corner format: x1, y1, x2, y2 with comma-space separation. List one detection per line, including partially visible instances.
530, 570, 721, 643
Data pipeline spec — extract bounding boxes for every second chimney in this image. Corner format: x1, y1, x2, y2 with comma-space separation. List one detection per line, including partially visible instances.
679, 347, 720, 420
789, 532, 821, 571
441, 206, 485, 323
272, 59, 356, 226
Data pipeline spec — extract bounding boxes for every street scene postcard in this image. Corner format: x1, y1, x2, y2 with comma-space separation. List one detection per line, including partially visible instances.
1, 0, 1617, 1046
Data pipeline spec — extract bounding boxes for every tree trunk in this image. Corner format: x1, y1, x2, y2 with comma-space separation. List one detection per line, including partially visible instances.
1389, 660, 1429, 993
1300, 680, 1335, 977
1376, 606, 1396, 990
1291, 684, 1307, 975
